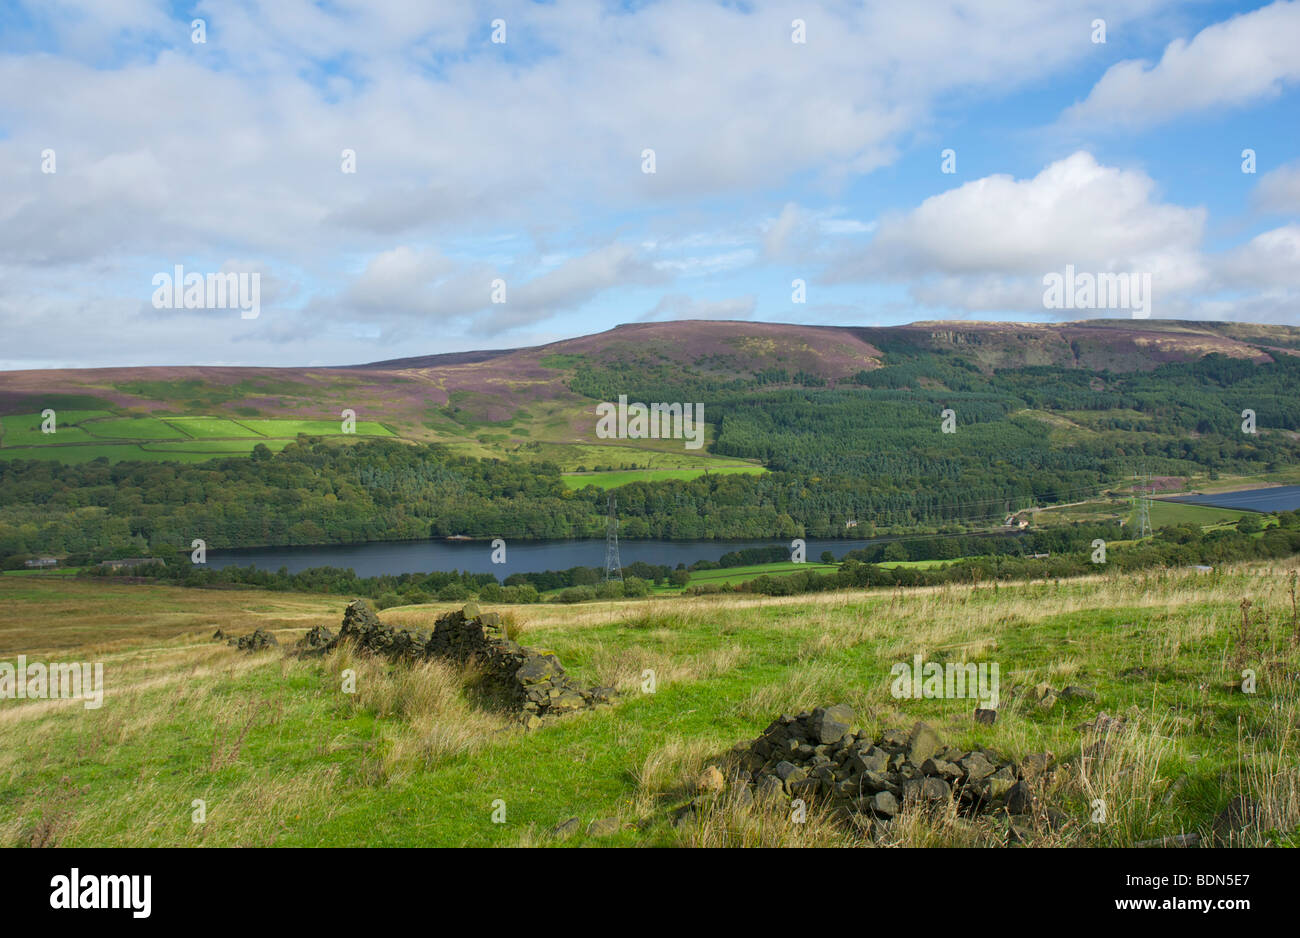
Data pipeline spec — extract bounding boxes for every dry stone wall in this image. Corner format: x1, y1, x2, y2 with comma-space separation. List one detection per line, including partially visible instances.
317, 599, 615, 726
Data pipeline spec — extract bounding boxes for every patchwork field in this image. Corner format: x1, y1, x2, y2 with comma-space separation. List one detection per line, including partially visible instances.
0, 412, 394, 463
2, 563, 1295, 847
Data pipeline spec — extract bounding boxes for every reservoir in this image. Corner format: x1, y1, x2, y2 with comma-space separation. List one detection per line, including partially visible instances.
1162, 485, 1300, 514
209, 536, 885, 578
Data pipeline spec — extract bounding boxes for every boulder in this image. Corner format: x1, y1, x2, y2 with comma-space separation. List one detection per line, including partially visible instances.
586, 817, 620, 837
696, 765, 726, 794
550, 817, 580, 839
810, 703, 855, 744
905, 722, 942, 766
903, 776, 951, 803
869, 791, 900, 817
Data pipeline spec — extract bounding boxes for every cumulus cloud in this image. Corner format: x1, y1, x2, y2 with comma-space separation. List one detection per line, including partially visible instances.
1216, 224, 1300, 290
824, 152, 1206, 292
1065, 0, 1300, 127
1255, 160, 1300, 214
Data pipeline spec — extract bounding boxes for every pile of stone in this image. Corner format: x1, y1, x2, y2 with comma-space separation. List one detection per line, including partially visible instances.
324, 599, 616, 726
296, 625, 335, 652
228, 628, 278, 651
700, 704, 1055, 828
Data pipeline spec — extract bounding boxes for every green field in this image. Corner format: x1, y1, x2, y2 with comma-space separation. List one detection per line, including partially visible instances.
0, 439, 297, 464
235, 419, 395, 438
563, 465, 767, 490
163, 416, 266, 438
1146, 499, 1252, 528
0, 412, 395, 463
1, 562, 1295, 847
81, 416, 189, 440
0, 410, 110, 446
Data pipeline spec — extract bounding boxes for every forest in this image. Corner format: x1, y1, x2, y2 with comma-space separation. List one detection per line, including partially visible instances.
3, 348, 1300, 566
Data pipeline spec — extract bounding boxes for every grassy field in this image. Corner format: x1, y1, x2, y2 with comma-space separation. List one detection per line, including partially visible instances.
0, 412, 395, 463
1147, 499, 1252, 528
562, 465, 767, 490
1, 563, 1296, 847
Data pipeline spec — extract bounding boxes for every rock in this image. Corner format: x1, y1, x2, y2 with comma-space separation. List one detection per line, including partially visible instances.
586, 817, 620, 837
1061, 685, 1097, 701
697, 765, 726, 794
331, 602, 615, 722
1076, 711, 1126, 736
708, 704, 1064, 831
880, 728, 909, 748
1031, 681, 1054, 702
296, 625, 334, 652
920, 758, 963, 781
903, 776, 951, 803
1005, 780, 1034, 815
986, 766, 1016, 800
774, 760, 803, 781
550, 817, 580, 839
861, 771, 900, 794
514, 654, 564, 686
869, 791, 900, 817
848, 747, 890, 775
1038, 693, 1058, 710
958, 751, 997, 782
810, 703, 855, 744
229, 628, 278, 651
1018, 752, 1051, 781
788, 777, 820, 799
905, 722, 942, 766
974, 708, 997, 725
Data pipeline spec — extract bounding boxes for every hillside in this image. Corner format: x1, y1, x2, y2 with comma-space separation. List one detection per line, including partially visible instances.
3, 318, 1299, 468
2, 561, 1295, 847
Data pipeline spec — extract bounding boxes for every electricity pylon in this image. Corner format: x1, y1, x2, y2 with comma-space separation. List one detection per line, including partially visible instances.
1132, 470, 1152, 538
604, 494, 623, 581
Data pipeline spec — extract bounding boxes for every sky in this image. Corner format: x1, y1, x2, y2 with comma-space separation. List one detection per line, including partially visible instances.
0, 0, 1298, 369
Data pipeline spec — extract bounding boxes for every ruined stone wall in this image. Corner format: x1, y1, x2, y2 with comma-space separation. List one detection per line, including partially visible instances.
318, 599, 615, 726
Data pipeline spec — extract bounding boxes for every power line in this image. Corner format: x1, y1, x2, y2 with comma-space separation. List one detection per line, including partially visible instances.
604, 493, 622, 581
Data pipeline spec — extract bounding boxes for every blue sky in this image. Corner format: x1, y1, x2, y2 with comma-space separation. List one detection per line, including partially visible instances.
0, 0, 1298, 368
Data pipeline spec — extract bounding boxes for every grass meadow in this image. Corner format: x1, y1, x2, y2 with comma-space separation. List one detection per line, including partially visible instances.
1, 561, 1296, 847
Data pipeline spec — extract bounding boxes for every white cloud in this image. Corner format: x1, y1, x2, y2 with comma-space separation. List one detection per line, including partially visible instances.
1065, 0, 1300, 127
1255, 160, 1300, 214
825, 151, 1205, 287
1216, 224, 1300, 290
639, 293, 757, 322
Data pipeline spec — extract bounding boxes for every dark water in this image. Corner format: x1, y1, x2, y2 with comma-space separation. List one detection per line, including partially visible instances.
1163, 485, 1300, 513
209, 536, 883, 578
